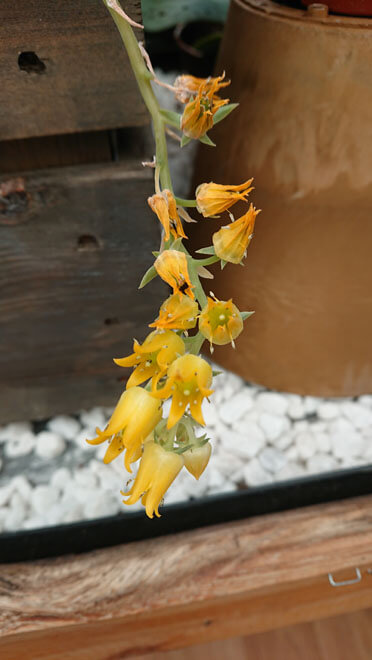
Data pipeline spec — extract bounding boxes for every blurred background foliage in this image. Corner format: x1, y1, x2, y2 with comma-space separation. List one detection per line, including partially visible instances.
142, 0, 230, 76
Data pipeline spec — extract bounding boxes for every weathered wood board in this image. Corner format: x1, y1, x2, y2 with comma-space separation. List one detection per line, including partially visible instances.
0, 496, 372, 657
0, 0, 146, 140
0, 161, 165, 423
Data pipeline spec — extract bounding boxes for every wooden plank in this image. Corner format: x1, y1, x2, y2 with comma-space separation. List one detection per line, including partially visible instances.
0, 0, 147, 140
0, 161, 165, 422
0, 495, 372, 657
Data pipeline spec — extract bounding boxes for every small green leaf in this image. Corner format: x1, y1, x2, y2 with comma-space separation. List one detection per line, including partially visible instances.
160, 109, 181, 129
139, 265, 157, 289
196, 246, 216, 255
220, 259, 228, 270
181, 135, 192, 148
199, 133, 216, 147
213, 103, 239, 125
212, 369, 223, 377
241, 311, 255, 321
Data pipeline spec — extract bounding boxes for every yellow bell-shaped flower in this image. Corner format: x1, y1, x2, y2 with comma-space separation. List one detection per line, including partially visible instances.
148, 190, 186, 241
86, 387, 162, 471
152, 354, 213, 429
122, 441, 184, 518
149, 293, 199, 331
114, 329, 185, 388
199, 296, 243, 348
212, 203, 261, 264
181, 78, 228, 140
183, 442, 212, 480
154, 250, 194, 300
196, 179, 254, 218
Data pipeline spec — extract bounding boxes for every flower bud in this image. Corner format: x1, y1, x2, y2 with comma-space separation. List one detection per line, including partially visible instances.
183, 442, 212, 480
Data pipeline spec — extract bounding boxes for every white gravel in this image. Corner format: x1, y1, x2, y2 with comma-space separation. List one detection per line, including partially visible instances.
0, 364, 371, 532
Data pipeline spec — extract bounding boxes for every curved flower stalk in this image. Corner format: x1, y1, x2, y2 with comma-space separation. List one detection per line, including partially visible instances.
90, 0, 262, 517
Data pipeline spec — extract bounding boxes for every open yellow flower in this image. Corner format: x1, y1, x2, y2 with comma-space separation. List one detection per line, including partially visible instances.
183, 442, 212, 480
154, 249, 194, 299
174, 73, 230, 104
212, 203, 261, 264
122, 441, 184, 518
181, 78, 229, 140
196, 179, 254, 218
152, 354, 213, 428
86, 387, 162, 471
114, 329, 185, 388
199, 296, 243, 348
148, 190, 186, 241
149, 293, 199, 331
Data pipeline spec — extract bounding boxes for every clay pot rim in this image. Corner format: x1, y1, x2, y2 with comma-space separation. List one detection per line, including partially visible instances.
237, 0, 372, 28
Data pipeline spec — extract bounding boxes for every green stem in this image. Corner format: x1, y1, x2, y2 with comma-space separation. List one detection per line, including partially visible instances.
102, 0, 172, 191
175, 197, 197, 208
196, 255, 220, 267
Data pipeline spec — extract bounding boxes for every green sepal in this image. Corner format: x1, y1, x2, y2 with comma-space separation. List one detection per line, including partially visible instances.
138, 264, 157, 289
212, 369, 223, 377
196, 245, 216, 255
213, 103, 239, 125
199, 133, 216, 147
241, 311, 255, 321
220, 259, 228, 270
181, 135, 192, 148
160, 108, 181, 129
174, 444, 193, 455
152, 250, 160, 257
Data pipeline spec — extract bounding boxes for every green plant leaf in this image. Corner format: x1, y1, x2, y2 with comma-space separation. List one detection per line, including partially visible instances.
199, 133, 216, 147
196, 246, 216, 255
213, 103, 239, 125
241, 311, 255, 321
139, 265, 157, 289
160, 109, 181, 129
181, 135, 192, 148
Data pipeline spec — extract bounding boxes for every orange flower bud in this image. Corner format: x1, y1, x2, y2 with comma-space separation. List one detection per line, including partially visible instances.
181, 78, 229, 140
149, 293, 199, 331
154, 250, 194, 300
122, 441, 184, 518
152, 354, 213, 429
148, 190, 186, 241
196, 179, 254, 218
174, 73, 230, 104
212, 204, 261, 264
183, 442, 212, 480
199, 297, 243, 348
114, 329, 185, 388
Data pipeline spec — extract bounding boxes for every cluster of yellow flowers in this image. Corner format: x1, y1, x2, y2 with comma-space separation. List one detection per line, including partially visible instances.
87, 64, 260, 518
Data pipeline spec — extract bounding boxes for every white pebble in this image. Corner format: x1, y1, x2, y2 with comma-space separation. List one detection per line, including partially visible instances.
4, 431, 36, 458
340, 402, 372, 429
258, 413, 289, 442
314, 431, 331, 453
256, 392, 288, 416
83, 493, 120, 519
218, 390, 253, 425
79, 407, 107, 431
209, 451, 243, 479
295, 432, 316, 460
50, 467, 72, 492
0, 422, 33, 443
47, 415, 81, 440
318, 402, 340, 420
206, 467, 226, 490
258, 447, 287, 473
22, 517, 45, 530
304, 396, 321, 415
286, 395, 306, 420
221, 430, 264, 460
73, 468, 98, 490
202, 401, 218, 427
11, 475, 33, 501
232, 418, 265, 443
74, 428, 97, 451
35, 431, 66, 459
0, 484, 13, 507
306, 454, 339, 474
275, 462, 306, 481
285, 445, 300, 461
31, 485, 59, 516
331, 432, 365, 460
242, 458, 273, 487
359, 395, 372, 409
4, 493, 26, 531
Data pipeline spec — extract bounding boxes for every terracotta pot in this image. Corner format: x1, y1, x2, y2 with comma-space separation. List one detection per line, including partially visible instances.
189, 0, 372, 396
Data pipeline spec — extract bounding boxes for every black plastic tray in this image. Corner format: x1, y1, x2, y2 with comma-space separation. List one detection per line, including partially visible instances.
1, 464, 371, 563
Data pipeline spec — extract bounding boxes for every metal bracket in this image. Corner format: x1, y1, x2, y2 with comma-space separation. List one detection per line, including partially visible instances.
328, 567, 362, 587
